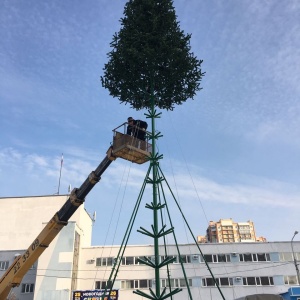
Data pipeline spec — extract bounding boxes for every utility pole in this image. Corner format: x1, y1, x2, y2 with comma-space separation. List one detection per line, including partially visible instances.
57, 153, 63, 195
291, 231, 300, 285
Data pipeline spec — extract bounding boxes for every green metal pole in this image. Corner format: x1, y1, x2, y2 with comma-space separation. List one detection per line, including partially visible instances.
150, 86, 161, 296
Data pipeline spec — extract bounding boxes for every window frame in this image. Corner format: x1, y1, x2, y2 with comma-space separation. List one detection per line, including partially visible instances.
0, 261, 9, 270
121, 279, 151, 289
202, 277, 233, 287
21, 283, 34, 294
201, 254, 231, 263
242, 276, 274, 286
96, 257, 114, 267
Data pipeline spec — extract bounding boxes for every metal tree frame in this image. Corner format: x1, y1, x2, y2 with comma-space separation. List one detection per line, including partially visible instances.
102, 93, 226, 300
101, 1, 206, 297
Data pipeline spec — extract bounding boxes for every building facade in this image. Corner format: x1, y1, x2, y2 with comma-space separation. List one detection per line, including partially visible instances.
0, 196, 299, 300
0, 195, 93, 300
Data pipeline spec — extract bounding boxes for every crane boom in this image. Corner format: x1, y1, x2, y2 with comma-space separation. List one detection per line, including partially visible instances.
0, 128, 151, 299
0, 147, 116, 299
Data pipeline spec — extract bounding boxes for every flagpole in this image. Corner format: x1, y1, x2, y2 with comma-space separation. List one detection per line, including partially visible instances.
57, 153, 63, 195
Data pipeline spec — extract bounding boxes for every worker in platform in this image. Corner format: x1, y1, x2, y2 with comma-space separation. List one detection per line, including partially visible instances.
127, 117, 148, 141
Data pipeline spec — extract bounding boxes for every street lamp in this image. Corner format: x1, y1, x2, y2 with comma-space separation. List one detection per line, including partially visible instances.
291, 231, 300, 285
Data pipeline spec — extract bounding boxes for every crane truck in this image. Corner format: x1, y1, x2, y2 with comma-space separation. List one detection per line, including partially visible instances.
0, 126, 151, 299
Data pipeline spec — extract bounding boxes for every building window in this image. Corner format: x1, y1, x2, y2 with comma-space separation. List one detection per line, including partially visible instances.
261, 277, 274, 286
179, 255, 191, 263
161, 255, 174, 263
136, 256, 153, 265
179, 278, 192, 287
243, 277, 256, 286
242, 277, 273, 286
218, 254, 231, 262
239, 253, 270, 262
95, 281, 112, 289
21, 283, 34, 293
121, 280, 135, 289
97, 256, 156, 266
139, 280, 149, 288
201, 254, 231, 263
160, 255, 191, 264
121, 279, 151, 289
241, 253, 252, 262
202, 277, 233, 287
202, 278, 215, 287
256, 253, 270, 261
134, 257, 141, 264
122, 256, 134, 265
162, 278, 192, 288
0, 261, 9, 270
203, 254, 214, 263
279, 252, 294, 261
96, 257, 114, 267
162, 278, 175, 288
284, 275, 298, 285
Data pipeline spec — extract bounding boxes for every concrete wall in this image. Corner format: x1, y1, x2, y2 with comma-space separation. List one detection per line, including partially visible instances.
0, 195, 92, 250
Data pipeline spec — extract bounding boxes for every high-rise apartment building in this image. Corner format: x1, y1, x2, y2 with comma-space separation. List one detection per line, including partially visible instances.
205, 218, 259, 243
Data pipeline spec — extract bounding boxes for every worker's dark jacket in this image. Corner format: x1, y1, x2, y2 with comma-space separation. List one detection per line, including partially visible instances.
127, 120, 148, 141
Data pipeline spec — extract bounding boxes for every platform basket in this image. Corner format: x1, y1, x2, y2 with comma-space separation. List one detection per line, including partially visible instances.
112, 132, 151, 164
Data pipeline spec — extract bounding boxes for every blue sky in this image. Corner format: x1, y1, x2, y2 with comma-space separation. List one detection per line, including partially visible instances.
1, 0, 300, 246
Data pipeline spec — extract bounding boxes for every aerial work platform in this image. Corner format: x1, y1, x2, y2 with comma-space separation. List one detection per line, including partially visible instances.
0, 122, 151, 299
112, 126, 151, 164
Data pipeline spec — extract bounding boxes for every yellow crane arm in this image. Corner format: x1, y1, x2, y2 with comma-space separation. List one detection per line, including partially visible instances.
0, 147, 116, 299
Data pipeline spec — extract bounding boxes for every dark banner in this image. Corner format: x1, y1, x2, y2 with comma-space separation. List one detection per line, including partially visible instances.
73, 289, 118, 300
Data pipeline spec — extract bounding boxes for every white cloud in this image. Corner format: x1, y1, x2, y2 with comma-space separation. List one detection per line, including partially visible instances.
1, 145, 299, 244
168, 171, 300, 209
2, 147, 298, 209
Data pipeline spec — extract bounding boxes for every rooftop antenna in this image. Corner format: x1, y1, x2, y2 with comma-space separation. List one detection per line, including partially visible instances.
57, 153, 63, 195
92, 211, 96, 223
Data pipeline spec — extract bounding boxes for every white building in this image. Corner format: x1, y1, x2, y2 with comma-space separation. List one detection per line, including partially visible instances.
0, 195, 299, 300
